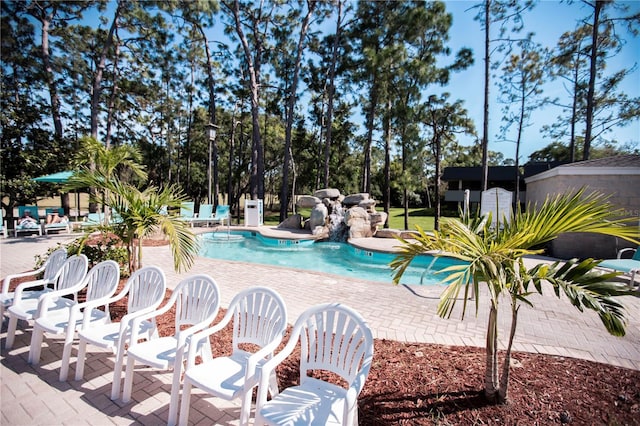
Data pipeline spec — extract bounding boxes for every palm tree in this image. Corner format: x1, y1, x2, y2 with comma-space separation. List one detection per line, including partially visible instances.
108, 180, 198, 273
71, 136, 147, 223
391, 189, 639, 404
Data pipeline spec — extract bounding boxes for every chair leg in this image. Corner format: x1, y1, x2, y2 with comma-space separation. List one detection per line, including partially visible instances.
178, 381, 193, 426
240, 386, 253, 426
268, 370, 280, 398
122, 355, 135, 403
111, 341, 127, 400
75, 339, 87, 381
5, 315, 18, 349
167, 361, 183, 426
59, 333, 75, 381
28, 326, 44, 364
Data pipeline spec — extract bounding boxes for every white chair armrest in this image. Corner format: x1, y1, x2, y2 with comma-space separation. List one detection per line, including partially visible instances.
185, 312, 235, 368
617, 248, 637, 259
3, 265, 47, 295
36, 281, 87, 318
256, 325, 304, 408
12, 278, 49, 303
128, 299, 175, 342
245, 332, 286, 383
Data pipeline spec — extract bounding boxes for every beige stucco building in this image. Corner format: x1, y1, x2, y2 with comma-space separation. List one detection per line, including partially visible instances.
525, 155, 640, 260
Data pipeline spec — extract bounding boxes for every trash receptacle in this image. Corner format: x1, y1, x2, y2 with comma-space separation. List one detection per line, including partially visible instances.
244, 199, 263, 226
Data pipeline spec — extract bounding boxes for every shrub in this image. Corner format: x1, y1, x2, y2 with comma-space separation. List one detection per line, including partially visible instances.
36, 232, 129, 277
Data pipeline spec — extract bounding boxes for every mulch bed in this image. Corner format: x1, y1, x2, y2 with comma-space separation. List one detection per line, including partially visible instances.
126, 283, 640, 425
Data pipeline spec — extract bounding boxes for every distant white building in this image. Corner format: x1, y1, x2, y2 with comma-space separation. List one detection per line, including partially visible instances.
525, 155, 640, 259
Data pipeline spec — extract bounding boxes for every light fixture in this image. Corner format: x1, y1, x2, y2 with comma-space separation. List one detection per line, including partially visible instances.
206, 123, 218, 140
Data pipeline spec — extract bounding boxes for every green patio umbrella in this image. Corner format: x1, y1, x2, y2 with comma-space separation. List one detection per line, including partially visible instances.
33, 171, 80, 219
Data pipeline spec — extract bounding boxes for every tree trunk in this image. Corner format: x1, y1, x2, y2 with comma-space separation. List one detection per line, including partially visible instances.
104, 38, 120, 149
484, 301, 499, 402
498, 301, 520, 404
230, 0, 264, 200
280, 0, 316, 222
198, 24, 218, 205
91, 1, 120, 139
480, 0, 491, 192
37, 12, 63, 139
583, 0, 603, 161
434, 133, 442, 231
323, 0, 343, 188
383, 97, 391, 227
363, 79, 378, 194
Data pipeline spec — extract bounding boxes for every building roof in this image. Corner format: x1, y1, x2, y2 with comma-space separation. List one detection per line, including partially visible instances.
442, 162, 563, 182
562, 154, 640, 168
525, 154, 640, 183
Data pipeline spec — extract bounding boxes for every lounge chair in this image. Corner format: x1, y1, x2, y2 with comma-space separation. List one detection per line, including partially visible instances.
14, 205, 42, 237
599, 246, 640, 288
189, 204, 214, 227
81, 212, 105, 230
210, 204, 230, 227
110, 210, 123, 225
178, 201, 195, 224
43, 207, 71, 235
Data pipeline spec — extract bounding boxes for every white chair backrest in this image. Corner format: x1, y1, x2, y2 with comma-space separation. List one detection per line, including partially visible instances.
173, 275, 221, 329
298, 303, 373, 391
230, 287, 287, 350
125, 266, 166, 314
54, 255, 89, 292
84, 260, 120, 302
43, 248, 68, 282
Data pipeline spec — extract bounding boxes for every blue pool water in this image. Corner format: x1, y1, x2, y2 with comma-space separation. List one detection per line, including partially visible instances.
199, 231, 465, 286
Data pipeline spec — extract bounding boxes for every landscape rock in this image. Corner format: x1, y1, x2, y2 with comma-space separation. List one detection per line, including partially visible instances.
343, 193, 369, 207
359, 199, 377, 212
309, 203, 328, 229
375, 228, 402, 239
345, 206, 372, 238
314, 188, 341, 199
277, 214, 303, 230
297, 195, 321, 209
369, 211, 387, 228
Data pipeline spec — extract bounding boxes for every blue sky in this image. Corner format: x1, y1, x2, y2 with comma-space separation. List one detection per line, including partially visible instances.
442, 0, 640, 161
89, 1, 639, 162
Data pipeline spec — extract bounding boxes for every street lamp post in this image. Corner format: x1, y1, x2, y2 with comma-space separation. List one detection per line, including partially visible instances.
206, 123, 219, 205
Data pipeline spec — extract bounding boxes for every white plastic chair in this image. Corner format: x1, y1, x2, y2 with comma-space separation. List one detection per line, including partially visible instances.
5, 254, 88, 349
121, 275, 221, 425
28, 260, 121, 380
1, 247, 67, 319
177, 287, 288, 426
254, 303, 374, 426
74, 266, 166, 401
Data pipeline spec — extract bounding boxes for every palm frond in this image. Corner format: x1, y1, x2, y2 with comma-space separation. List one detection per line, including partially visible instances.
538, 259, 634, 336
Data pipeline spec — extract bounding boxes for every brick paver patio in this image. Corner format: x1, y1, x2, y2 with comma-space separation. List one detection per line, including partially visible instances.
2, 230, 639, 425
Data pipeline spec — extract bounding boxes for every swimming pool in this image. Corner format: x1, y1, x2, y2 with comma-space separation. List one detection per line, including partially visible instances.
199, 231, 465, 286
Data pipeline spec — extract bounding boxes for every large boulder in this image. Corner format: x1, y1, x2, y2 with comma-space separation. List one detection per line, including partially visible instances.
309, 203, 328, 229
375, 228, 402, 239
297, 195, 321, 209
359, 199, 376, 212
277, 214, 303, 230
314, 188, 341, 199
369, 211, 387, 228
344, 206, 372, 238
343, 193, 369, 207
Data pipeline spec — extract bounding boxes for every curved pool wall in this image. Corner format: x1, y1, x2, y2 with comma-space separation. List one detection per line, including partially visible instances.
199, 230, 466, 286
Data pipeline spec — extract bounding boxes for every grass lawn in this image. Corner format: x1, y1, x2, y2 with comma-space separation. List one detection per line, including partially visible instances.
264, 207, 450, 231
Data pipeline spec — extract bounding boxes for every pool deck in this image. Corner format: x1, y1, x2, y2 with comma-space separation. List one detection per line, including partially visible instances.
2, 227, 640, 425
